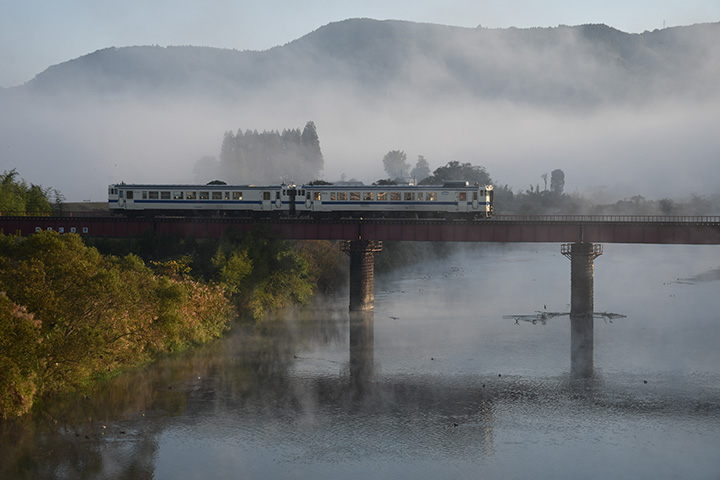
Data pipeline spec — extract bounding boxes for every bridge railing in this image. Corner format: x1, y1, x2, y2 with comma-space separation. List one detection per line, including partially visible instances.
495, 215, 720, 224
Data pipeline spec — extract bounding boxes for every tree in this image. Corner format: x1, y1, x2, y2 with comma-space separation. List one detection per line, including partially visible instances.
382, 150, 410, 181
373, 179, 398, 186
411, 155, 431, 182
212, 122, 324, 184
550, 169, 565, 195
301, 121, 324, 180
419, 160, 492, 186
0, 169, 52, 214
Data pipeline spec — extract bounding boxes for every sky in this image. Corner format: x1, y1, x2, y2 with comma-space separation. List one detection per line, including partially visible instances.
2, 0, 719, 88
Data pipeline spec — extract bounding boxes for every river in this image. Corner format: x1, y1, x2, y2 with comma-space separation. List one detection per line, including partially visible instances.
2, 243, 719, 479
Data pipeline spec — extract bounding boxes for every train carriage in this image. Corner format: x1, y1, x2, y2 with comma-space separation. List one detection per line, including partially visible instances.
296, 183, 493, 219
108, 184, 288, 216
108, 182, 493, 219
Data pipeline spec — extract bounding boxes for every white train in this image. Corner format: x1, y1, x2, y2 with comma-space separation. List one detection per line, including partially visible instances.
108, 182, 494, 219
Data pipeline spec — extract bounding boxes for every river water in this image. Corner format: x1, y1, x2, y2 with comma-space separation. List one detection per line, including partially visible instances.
2, 243, 720, 479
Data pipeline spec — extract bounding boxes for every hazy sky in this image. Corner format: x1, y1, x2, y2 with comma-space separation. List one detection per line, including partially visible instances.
2, 0, 719, 88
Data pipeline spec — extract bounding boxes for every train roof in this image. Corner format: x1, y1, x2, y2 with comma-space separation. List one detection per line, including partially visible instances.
299, 183, 492, 190
110, 183, 288, 189
110, 183, 493, 190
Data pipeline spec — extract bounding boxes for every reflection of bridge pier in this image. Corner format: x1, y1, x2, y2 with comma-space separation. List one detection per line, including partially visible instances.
349, 311, 375, 395
562, 241, 603, 377
342, 240, 382, 311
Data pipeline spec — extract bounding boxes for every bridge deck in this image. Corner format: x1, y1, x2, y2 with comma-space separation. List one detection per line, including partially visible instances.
1, 215, 720, 244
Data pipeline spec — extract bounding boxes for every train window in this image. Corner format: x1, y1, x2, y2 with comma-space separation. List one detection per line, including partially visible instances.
350, 192, 360, 201
330, 193, 336, 201
427, 192, 437, 201
390, 192, 401, 201
127, 191, 134, 200
173, 191, 184, 200
142, 191, 148, 200
459, 192, 467, 201
314, 192, 321, 201
232, 192, 243, 200
264, 192, 271, 201
212, 192, 222, 200
186, 191, 196, 200
161, 191, 171, 200
363, 192, 374, 201
149, 191, 159, 200
337, 192, 347, 201
276, 191, 281, 200
404, 192, 413, 201
473, 192, 478, 200
377, 192, 387, 201
200, 191, 209, 200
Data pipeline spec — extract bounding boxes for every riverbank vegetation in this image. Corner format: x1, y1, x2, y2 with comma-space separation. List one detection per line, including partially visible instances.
0, 232, 234, 418
0, 229, 346, 419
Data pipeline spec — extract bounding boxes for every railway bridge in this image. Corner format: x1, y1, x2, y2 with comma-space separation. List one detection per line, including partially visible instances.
3, 213, 720, 377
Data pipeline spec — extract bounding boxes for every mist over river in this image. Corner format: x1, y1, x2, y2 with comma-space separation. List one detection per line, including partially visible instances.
2, 243, 720, 479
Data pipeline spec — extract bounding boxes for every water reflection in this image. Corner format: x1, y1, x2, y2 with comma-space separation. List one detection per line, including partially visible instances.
570, 316, 594, 377
3, 245, 720, 478
348, 311, 374, 397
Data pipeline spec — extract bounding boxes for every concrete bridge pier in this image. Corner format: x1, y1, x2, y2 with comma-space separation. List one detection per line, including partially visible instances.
562, 242, 603, 377
342, 240, 382, 311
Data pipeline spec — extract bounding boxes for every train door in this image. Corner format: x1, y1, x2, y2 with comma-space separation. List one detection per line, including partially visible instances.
311, 191, 322, 211
262, 191, 272, 211
124, 189, 136, 209
458, 191, 469, 212
115, 188, 126, 209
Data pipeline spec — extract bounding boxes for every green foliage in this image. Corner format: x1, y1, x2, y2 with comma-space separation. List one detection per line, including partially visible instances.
150, 255, 193, 279
0, 169, 53, 215
295, 240, 347, 293
219, 121, 324, 183
211, 249, 253, 294
382, 150, 410, 181
0, 232, 233, 419
419, 160, 492, 186
550, 169, 565, 195
373, 179, 398, 185
0, 293, 42, 418
411, 155, 431, 182
208, 232, 318, 321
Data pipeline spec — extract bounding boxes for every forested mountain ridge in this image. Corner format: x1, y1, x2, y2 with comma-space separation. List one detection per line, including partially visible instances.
19, 19, 720, 106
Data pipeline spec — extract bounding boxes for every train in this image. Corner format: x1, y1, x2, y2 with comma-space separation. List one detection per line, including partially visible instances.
108, 182, 494, 220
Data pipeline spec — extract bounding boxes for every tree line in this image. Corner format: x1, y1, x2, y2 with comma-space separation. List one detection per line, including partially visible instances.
195, 121, 324, 185
0, 169, 63, 215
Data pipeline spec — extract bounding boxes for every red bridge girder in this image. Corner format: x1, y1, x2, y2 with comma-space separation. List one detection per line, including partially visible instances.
2, 216, 720, 245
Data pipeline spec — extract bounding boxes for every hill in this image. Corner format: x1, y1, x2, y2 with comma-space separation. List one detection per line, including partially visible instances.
19, 19, 720, 106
